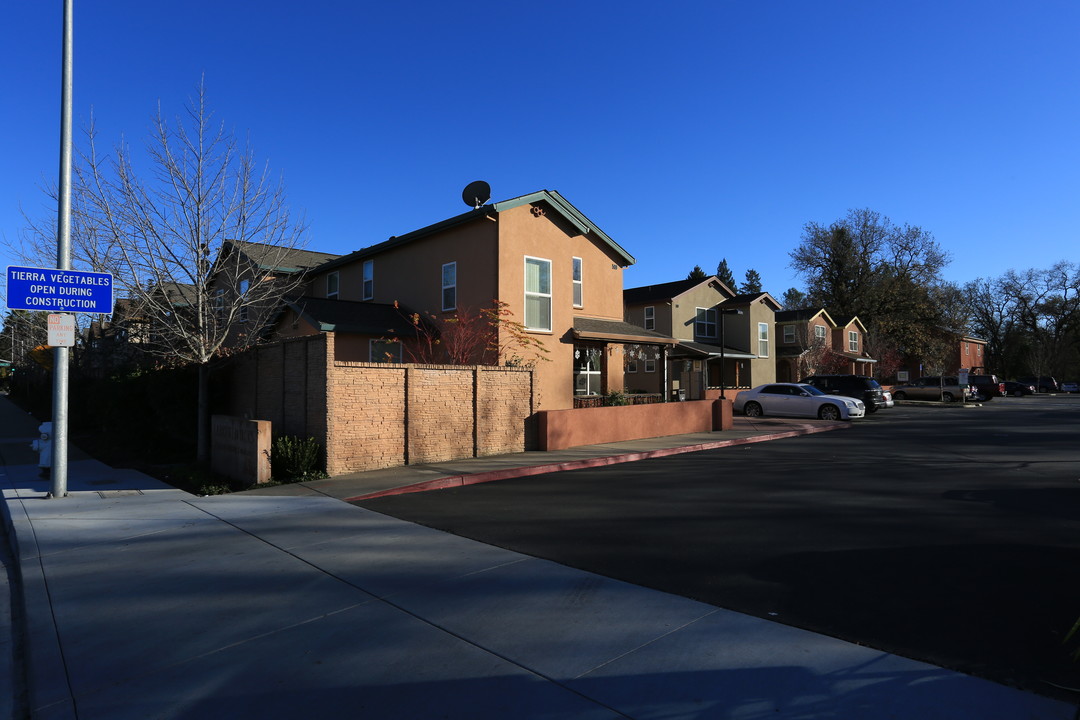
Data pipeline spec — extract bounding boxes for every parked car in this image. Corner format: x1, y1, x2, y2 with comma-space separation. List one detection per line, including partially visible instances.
1017, 376, 1059, 393
967, 374, 1004, 401
1062, 381, 1080, 393
734, 383, 865, 421
1001, 380, 1036, 397
881, 389, 895, 409
800, 374, 887, 413
890, 376, 975, 403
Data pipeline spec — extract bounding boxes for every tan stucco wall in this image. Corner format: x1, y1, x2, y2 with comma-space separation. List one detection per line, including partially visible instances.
496, 203, 629, 410
307, 217, 500, 314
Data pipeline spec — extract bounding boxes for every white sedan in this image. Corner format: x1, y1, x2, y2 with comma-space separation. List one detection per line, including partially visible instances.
734, 383, 865, 421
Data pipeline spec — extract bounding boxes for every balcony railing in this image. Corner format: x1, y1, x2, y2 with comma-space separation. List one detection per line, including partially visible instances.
573, 393, 664, 409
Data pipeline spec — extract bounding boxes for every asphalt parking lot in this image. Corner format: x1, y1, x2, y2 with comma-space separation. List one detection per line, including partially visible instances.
359, 394, 1080, 701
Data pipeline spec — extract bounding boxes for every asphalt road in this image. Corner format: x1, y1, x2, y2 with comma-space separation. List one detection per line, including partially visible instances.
359, 395, 1080, 701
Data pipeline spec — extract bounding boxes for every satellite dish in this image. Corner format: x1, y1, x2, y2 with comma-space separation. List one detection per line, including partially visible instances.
462, 180, 491, 208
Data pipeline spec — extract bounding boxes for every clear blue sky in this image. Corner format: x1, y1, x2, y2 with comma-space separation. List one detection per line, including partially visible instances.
3, 1, 1078, 302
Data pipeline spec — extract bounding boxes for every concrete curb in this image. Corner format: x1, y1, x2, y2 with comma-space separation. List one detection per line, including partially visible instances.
347, 422, 850, 501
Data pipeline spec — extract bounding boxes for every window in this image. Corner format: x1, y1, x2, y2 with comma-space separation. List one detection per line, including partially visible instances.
644, 358, 656, 373
524, 256, 551, 331
362, 260, 373, 300
213, 288, 224, 317
369, 339, 401, 363
695, 308, 717, 338
626, 359, 638, 373
573, 345, 602, 395
442, 262, 456, 311
783, 324, 795, 344
644, 306, 655, 330
238, 280, 250, 322
572, 257, 583, 308
965, 343, 969, 356
814, 325, 827, 342
326, 272, 339, 299
848, 331, 858, 353
758, 322, 769, 357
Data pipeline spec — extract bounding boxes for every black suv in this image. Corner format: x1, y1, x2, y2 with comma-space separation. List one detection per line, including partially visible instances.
800, 374, 886, 413
967, 374, 1004, 400
1018, 376, 1059, 393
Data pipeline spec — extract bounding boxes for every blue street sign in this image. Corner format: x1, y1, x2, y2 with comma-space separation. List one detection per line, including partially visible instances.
5, 266, 114, 314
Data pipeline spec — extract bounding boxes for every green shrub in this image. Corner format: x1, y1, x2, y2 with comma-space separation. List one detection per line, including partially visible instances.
269, 435, 327, 483
604, 390, 630, 406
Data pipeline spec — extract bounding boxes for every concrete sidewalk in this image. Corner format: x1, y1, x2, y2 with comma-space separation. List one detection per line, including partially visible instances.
1, 397, 1075, 719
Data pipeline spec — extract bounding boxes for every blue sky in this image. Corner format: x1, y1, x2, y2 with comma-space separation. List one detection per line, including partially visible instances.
3, 1, 1078, 302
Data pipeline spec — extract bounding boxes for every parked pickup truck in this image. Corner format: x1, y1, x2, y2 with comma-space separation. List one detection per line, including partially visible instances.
891, 376, 976, 403
967, 374, 1004, 401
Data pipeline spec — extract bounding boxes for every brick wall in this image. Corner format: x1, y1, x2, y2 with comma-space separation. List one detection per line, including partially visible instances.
225, 332, 535, 476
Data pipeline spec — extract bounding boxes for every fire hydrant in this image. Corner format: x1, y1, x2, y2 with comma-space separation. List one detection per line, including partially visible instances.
30, 421, 52, 476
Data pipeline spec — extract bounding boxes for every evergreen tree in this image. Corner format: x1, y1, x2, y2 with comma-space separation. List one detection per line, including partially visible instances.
686, 265, 708, 281
715, 259, 737, 292
742, 269, 763, 294
781, 287, 808, 309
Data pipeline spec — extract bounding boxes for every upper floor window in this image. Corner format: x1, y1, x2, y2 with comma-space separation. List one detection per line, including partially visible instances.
524, 256, 552, 331
848, 330, 859, 353
238, 279, 250, 322
783, 324, 795, 344
442, 262, 457, 311
362, 260, 374, 300
326, 272, 339, 299
814, 325, 827, 343
213, 288, 225, 317
644, 306, 655, 330
572, 257, 583, 308
758, 322, 769, 357
695, 308, 717, 338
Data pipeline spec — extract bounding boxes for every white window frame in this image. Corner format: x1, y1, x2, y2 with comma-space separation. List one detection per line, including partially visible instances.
814, 324, 827, 342
695, 307, 717, 339
524, 256, 552, 332
644, 358, 656, 373
783, 324, 795, 344
369, 339, 401, 363
848, 330, 858, 353
644, 306, 655, 330
238, 279, 250, 322
626, 359, 638, 373
326, 271, 339, 299
442, 262, 457, 311
362, 260, 373, 301
758, 322, 770, 357
572, 257, 583, 308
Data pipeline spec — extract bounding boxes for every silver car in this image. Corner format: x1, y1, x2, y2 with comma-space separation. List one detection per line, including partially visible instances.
891, 376, 975, 403
734, 383, 865, 421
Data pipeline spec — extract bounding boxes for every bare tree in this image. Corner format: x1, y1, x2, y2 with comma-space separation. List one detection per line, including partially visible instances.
20, 81, 310, 463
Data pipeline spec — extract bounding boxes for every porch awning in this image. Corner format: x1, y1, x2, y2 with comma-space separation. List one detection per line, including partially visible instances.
671, 340, 756, 359
572, 317, 678, 345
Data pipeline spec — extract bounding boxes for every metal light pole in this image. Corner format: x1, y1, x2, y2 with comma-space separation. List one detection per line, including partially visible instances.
51, 0, 74, 498
718, 308, 743, 399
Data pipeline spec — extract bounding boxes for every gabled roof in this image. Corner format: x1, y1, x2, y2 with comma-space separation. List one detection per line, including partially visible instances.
624, 275, 734, 304
724, 292, 782, 311
225, 240, 342, 274
316, 189, 635, 274
284, 297, 429, 336
774, 307, 836, 325
832, 315, 868, 333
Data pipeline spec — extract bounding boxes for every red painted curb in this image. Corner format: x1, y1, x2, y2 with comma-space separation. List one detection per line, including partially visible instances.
345, 423, 848, 502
